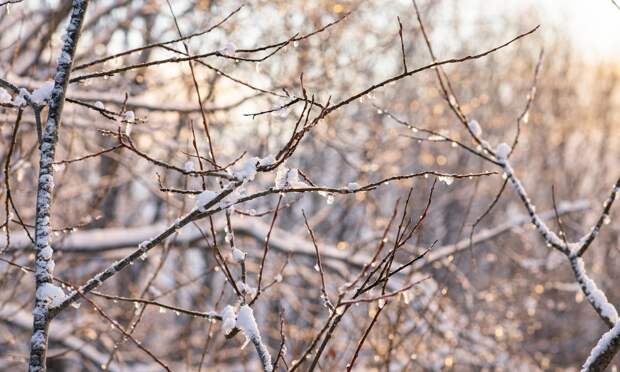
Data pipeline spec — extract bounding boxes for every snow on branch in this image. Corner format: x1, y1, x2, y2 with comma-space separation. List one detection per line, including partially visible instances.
500, 162, 567, 252
237, 305, 273, 372
570, 256, 618, 328
410, 23, 620, 365
581, 322, 620, 372
2, 304, 167, 372
216, 305, 272, 371
49, 182, 239, 315
490, 138, 620, 370
577, 177, 620, 257
28, 2, 89, 371
498, 157, 620, 332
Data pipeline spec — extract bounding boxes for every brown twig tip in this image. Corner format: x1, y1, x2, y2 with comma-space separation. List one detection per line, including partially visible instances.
397, 16, 408, 73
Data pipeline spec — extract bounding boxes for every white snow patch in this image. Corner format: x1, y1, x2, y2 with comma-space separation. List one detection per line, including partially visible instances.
237, 305, 261, 341
582, 321, 620, 371
40, 245, 53, 260
220, 305, 237, 335
47, 259, 55, 274
196, 190, 218, 211
36, 283, 65, 307
237, 305, 272, 370
275, 167, 305, 189
31, 81, 55, 104
259, 154, 276, 167
219, 188, 244, 210
234, 157, 259, 181
31, 330, 46, 347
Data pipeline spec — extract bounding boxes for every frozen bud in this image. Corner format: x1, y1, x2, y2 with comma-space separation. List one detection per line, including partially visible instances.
467, 119, 482, 137
232, 248, 245, 262
495, 143, 511, 161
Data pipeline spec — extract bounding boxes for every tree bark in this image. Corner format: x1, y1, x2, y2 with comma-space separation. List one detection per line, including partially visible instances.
28, 1, 89, 371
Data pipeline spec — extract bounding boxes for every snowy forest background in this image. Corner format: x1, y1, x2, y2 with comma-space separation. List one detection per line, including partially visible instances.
2, 0, 620, 371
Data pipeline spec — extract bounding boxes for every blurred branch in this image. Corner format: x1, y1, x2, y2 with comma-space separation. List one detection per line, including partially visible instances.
0, 0, 23, 7
1, 305, 167, 372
